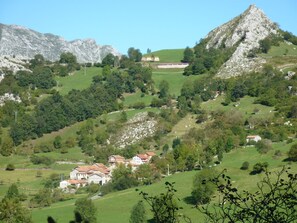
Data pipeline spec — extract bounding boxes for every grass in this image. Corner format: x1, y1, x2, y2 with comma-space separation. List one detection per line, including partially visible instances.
261, 42, 297, 58
144, 49, 184, 63
259, 42, 297, 68
54, 67, 102, 95
152, 71, 185, 96
164, 114, 199, 146
31, 139, 297, 223
201, 95, 275, 119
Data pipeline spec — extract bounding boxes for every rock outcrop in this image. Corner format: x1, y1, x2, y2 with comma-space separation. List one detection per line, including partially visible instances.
205, 5, 279, 78
113, 112, 158, 149
0, 23, 120, 63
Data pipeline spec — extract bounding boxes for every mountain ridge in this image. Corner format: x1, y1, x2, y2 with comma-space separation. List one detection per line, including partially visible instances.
204, 5, 279, 78
0, 23, 120, 63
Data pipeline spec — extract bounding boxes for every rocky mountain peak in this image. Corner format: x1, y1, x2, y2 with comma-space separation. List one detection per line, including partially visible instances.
0, 23, 120, 64
205, 5, 279, 78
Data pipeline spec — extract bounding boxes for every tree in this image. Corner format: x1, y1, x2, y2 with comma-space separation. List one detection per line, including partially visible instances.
112, 164, 138, 191
259, 38, 271, 53
59, 52, 77, 64
0, 183, 32, 222
192, 168, 217, 204
128, 47, 142, 62
199, 167, 297, 223
102, 53, 116, 67
53, 136, 62, 149
72, 197, 97, 223
5, 184, 19, 199
256, 139, 272, 154
139, 182, 190, 223
129, 200, 146, 223
6, 163, 15, 171
251, 162, 268, 175
240, 161, 249, 170
182, 47, 194, 63
0, 137, 14, 156
159, 80, 169, 99
288, 143, 297, 161
0, 197, 32, 223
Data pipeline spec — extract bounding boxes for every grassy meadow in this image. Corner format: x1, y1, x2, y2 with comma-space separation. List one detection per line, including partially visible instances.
31, 138, 297, 223
54, 67, 102, 95
201, 95, 275, 119
144, 49, 184, 63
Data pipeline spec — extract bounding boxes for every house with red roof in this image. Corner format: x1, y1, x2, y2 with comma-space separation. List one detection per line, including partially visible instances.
69, 163, 111, 186
108, 155, 126, 170
130, 152, 156, 167
246, 135, 262, 143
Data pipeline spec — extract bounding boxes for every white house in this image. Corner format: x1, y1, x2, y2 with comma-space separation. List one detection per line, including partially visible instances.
108, 155, 126, 170
88, 173, 109, 185
130, 152, 156, 167
68, 163, 111, 186
59, 179, 87, 189
246, 135, 262, 143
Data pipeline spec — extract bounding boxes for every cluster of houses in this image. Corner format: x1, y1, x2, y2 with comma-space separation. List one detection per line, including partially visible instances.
59, 151, 155, 190
60, 135, 262, 190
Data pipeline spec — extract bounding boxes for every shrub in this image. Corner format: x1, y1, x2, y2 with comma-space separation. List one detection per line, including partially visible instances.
288, 143, 297, 161
240, 161, 249, 170
6, 163, 15, 171
251, 162, 268, 175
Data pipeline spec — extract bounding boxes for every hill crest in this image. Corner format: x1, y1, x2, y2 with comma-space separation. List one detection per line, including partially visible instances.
205, 5, 279, 78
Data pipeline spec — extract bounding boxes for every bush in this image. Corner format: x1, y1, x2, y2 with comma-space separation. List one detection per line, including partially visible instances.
240, 161, 249, 170
132, 102, 146, 109
30, 155, 54, 166
288, 143, 297, 161
6, 163, 15, 171
250, 162, 268, 175
255, 139, 272, 154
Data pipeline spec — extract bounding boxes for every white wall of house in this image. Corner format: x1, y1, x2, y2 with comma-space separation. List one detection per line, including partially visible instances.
246, 135, 262, 143
131, 156, 143, 165
88, 174, 104, 185
70, 169, 78, 179
59, 180, 70, 189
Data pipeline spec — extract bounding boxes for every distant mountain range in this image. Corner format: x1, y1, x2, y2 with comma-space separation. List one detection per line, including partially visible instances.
204, 5, 279, 78
0, 23, 120, 63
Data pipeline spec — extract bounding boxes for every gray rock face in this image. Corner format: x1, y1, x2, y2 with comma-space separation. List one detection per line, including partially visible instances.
0, 23, 120, 63
205, 5, 278, 78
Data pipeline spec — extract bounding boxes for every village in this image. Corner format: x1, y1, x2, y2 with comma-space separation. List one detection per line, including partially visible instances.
59, 151, 156, 190
59, 134, 262, 191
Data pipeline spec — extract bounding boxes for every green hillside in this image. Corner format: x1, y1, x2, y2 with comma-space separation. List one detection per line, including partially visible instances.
144, 49, 184, 63
54, 67, 102, 95
31, 139, 297, 223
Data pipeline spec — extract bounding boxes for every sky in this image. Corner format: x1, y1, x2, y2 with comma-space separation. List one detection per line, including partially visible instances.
0, 0, 297, 54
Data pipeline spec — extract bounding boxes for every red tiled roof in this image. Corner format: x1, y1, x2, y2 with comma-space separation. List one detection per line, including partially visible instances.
247, 135, 260, 138
67, 179, 86, 184
146, 151, 156, 157
76, 163, 110, 174
137, 154, 149, 160
109, 155, 126, 162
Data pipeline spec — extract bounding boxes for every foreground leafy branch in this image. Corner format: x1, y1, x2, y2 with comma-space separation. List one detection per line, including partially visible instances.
138, 182, 191, 223
198, 167, 297, 223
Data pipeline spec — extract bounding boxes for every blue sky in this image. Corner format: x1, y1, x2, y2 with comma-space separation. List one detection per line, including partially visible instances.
0, 0, 296, 54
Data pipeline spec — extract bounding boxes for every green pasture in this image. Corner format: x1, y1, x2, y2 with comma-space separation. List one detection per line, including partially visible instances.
0, 168, 69, 199
201, 95, 275, 119
122, 91, 156, 107
144, 49, 184, 63
261, 42, 297, 58
54, 67, 102, 95
31, 138, 297, 223
153, 71, 185, 96
164, 114, 199, 146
